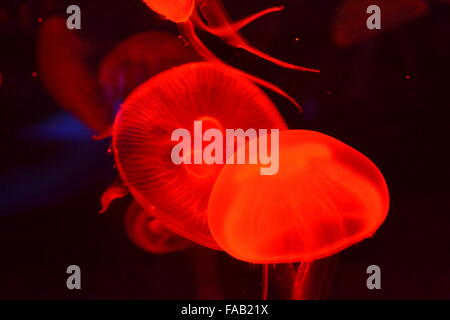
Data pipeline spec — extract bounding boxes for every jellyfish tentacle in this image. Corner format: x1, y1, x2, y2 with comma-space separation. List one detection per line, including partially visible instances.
227, 6, 285, 31
192, 6, 284, 37
93, 125, 113, 140
179, 21, 302, 111
291, 257, 338, 300
125, 201, 193, 254
232, 66, 302, 111
291, 261, 310, 300
234, 44, 320, 73
261, 264, 270, 300
195, 0, 319, 73
192, 249, 224, 299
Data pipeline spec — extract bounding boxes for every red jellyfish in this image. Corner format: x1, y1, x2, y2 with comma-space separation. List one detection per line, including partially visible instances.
99, 31, 201, 108
125, 201, 193, 254
112, 62, 288, 249
140, 0, 319, 110
207, 130, 389, 297
37, 17, 112, 133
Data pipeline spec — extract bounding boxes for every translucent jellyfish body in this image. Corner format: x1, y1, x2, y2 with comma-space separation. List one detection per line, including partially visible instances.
208, 130, 389, 263
113, 62, 287, 249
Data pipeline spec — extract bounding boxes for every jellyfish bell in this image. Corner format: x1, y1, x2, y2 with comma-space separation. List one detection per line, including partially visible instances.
113, 62, 287, 249
37, 17, 111, 132
99, 31, 200, 109
207, 130, 390, 263
142, 0, 195, 23
125, 201, 193, 253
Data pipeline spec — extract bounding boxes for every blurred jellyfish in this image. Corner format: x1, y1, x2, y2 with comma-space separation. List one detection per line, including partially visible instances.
99, 31, 201, 110
112, 62, 287, 249
37, 17, 112, 132
333, 0, 428, 47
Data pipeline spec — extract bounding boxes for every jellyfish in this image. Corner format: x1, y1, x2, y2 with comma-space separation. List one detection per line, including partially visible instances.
207, 129, 389, 262
207, 130, 389, 298
37, 17, 112, 132
141, 0, 320, 110
99, 31, 201, 110
333, 0, 428, 47
125, 201, 193, 253
112, 62, 287, 249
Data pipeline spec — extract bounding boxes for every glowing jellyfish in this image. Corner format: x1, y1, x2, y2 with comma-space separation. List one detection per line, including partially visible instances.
99, 31, 201, 108
37, 17, 112, 132
125, 201, 193, 253
113, 62, 287, 249
333, 0, 428, 47
208, 130, 389, 263
142, 0, 195, 23
141, 0, 319, 110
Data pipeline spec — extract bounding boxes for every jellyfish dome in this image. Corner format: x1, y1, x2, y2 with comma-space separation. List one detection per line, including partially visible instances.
142, 0, 194, 23
207, 130, 389, 263
113, 62, 287, 249
37, 17, 111, 132
99, 31, 200, 109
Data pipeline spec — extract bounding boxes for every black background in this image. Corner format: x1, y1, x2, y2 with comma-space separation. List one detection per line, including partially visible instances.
0, 0, 449, 299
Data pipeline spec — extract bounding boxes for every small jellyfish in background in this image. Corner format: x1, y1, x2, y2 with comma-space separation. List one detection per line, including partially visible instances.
99, 31, 201, 110
37, 17, 112, 133
140, 0, 320, 110
112, 62, 287, 249
333, 0, 428, 47
207, 130, 389, 298
125, 201, 193, 254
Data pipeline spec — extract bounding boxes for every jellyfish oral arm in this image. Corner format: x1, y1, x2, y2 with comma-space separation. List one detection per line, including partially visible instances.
193, 1, 320, 73
262, 264, 269, 300
192, 6, 284, 38
178, 21, 303, 111
292, 257, 338, 300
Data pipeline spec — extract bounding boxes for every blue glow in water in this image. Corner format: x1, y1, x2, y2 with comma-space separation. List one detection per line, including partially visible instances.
2, 113, 114, 216
20, 112, 92, 142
